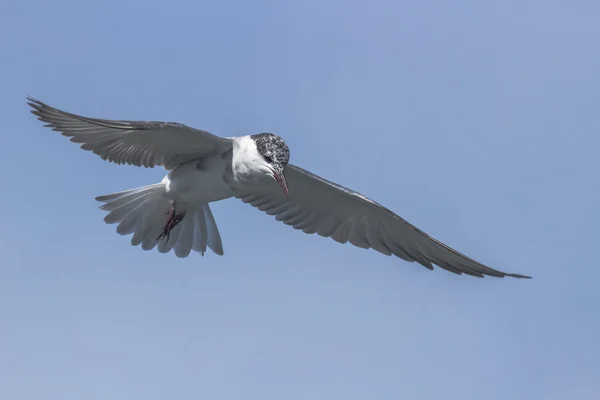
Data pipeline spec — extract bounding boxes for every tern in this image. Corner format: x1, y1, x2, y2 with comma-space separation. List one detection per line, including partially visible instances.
27, 97, 530, 279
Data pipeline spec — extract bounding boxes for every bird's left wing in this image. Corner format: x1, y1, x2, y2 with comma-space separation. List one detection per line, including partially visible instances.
27, 97, 232, 169
237, 164, 531, 279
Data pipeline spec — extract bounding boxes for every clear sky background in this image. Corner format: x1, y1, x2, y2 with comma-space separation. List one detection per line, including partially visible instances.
1, 1, 599, 399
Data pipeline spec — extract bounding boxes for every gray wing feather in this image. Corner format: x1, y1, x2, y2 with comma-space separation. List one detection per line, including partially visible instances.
238, 164, 531, 279
27, 97, 232, 169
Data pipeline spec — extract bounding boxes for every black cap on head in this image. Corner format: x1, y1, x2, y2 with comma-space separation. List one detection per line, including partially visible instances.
251, 133, 290, 198
251, 133, 290, 166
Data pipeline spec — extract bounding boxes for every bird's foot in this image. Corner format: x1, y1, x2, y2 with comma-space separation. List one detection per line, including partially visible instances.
157, 203, 185, 243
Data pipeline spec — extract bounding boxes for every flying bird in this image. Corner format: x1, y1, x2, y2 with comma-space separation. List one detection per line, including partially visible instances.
27, 97, 530, 279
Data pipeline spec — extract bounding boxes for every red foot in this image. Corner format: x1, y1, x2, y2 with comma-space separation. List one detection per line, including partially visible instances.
157, 203, 185, 243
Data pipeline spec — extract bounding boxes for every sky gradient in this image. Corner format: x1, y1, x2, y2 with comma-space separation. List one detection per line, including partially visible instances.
1, 1, 599, 399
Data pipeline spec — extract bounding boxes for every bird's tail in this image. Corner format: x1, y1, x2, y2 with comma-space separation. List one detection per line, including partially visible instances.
95, 184, 224, 257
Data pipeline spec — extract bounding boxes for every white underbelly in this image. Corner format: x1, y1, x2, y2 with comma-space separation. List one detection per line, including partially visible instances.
162, 159, 234, 206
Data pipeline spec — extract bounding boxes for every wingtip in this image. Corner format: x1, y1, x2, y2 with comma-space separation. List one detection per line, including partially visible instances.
26, 95, 40, 107
509, 273, 533, 279
26, 96, 45, 117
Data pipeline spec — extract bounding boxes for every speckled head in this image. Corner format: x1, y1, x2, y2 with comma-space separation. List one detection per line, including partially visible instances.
250, 133, 290, 166
250, 133, 290, 198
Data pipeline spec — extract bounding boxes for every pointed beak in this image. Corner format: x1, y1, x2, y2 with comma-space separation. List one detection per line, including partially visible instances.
272, 169, 290, 199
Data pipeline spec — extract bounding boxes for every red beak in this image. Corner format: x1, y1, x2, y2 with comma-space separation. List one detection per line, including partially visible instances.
273, 170, 290, 199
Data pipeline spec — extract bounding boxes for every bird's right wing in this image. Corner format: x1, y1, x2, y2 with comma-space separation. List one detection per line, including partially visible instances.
28, 97, 232, 169
237, 164, 531, 279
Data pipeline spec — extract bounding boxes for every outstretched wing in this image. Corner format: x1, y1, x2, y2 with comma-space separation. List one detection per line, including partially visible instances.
27, 97, 232, 169
237, 164, 531, 279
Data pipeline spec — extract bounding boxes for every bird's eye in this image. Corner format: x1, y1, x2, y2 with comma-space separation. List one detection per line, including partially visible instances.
264, 155, 273, 163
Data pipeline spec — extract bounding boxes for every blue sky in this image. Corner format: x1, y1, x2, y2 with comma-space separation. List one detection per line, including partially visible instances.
1, 0, 599, 399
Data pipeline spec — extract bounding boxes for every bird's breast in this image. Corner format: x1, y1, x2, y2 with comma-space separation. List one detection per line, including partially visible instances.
163, 156, 235, 205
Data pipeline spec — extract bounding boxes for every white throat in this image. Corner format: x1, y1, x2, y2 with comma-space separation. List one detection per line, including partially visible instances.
231, 136, 271, 186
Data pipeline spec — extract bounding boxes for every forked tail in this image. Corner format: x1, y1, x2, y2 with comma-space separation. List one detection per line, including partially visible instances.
95, 184, 224, 257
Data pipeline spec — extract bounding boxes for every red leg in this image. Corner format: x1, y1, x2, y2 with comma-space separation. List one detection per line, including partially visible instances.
157, 202, 186, 243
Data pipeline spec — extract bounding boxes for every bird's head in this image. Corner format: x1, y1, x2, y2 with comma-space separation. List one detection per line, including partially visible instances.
251, 133, 290, 199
